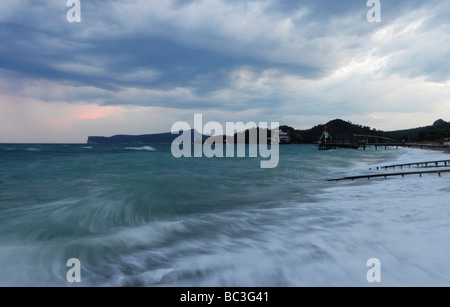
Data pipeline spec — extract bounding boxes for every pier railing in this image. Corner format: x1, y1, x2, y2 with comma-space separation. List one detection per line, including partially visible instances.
328, 158, 450, 182
327, 169, 450, 182
322, 142, 450, 151
372, 160, 450, 170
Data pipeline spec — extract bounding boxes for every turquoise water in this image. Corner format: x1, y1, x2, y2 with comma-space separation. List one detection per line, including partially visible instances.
0, 144, 449, 286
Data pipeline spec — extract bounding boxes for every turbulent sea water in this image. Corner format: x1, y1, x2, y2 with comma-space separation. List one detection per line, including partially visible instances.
0, 144, 449, 286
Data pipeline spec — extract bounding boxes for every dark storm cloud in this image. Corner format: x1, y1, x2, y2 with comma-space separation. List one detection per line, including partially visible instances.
0, 0, 449, 113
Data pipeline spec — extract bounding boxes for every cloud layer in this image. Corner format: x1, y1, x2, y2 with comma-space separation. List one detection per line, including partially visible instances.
1, 0, 449, 142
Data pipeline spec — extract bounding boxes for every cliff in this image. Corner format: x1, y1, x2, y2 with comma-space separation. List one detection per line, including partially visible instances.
87, 130, 208, 145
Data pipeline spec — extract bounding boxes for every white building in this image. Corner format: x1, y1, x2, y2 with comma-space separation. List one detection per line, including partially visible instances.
279, 131, 290, 143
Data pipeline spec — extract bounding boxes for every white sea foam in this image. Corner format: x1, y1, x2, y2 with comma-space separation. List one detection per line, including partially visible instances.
124, 146, 156, 151
115, 147, 450, 287
0, 146, 449, 286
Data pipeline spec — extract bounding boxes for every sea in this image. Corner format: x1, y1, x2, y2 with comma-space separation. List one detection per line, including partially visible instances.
0, 143, 449, 287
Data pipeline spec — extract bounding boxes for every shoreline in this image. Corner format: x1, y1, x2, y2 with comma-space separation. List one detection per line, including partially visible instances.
416, 145, 450, 154
410, 146, 450, 193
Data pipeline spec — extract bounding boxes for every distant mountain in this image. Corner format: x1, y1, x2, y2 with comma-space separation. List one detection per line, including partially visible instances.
433, 119, 448, 127
386, 119, 450, 142
279, 119, 388, 144
87, 129, 209, 145
278, 118, 449, 144
87, 119, 450, 145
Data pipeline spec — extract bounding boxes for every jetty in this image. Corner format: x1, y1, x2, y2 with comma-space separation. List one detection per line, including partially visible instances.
372, 160, 450, 170
318, 133, 450, 151
327, 169, 450, 182
317, 126, 336, 150
328, 159, 450, 182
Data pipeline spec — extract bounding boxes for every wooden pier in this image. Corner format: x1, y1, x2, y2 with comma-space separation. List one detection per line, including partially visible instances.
322, 142, 396, 150
373, 160, 450, 170
327, 169, 450, 182
319, 133, 450, 151
318, 143, 337, 150
322, 133, 450, 181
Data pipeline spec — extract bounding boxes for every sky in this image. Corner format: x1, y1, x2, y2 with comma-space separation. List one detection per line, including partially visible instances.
0, 0, 449, 143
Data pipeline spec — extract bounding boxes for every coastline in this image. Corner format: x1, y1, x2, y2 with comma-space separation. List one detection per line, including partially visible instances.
406, 144, 450, 153
419, 145, 450, 155
396, 146, 450, 193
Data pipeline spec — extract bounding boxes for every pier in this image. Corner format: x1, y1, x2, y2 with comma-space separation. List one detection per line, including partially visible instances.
323, 142, 398, 150
373, 160, 450, 170
328, 159, 450, 182
327, 169, 450, 182
318, 133, 450, 151
320, 142, 450, 151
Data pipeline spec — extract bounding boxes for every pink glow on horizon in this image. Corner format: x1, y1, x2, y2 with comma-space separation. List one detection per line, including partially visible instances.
38, 104, 124, 132
76, 105, 123, 120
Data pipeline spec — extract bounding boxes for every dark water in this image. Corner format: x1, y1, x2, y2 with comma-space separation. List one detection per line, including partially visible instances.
0, 144, 449, 286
